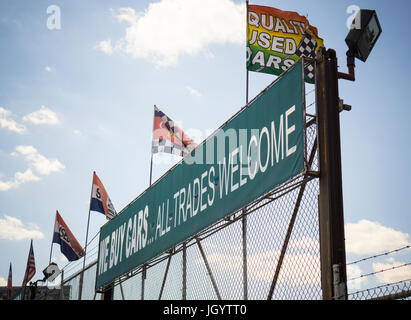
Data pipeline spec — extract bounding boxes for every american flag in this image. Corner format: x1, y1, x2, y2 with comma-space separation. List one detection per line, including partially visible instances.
7, 263, 12, 299
22, 240, 36, 287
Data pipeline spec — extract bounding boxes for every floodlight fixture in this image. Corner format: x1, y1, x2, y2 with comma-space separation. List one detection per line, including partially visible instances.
345, 9, 382, 63
338, 9, 382, 81
42, 262, 61, 282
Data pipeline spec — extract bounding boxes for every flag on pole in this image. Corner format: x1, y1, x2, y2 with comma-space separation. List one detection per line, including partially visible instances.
7, 263, 12, 299
152, 106, 197, 157
52, 211, 85, 261
246, 4, 324, 83
90, 172, 117, 220
22, 240, 36, 287
294, 32, 318, 81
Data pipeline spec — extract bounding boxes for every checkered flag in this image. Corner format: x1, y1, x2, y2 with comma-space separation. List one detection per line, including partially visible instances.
152, 106, 197, 157
295, 32, 317, 82
152, 137, 187, 156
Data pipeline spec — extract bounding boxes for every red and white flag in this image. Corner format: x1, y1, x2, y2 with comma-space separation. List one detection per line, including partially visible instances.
52, 211, 85, 261
90, 172, 117, 220
22, 240, 36, 287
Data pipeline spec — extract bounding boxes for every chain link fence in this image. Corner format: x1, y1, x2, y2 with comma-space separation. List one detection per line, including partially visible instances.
348, 279, 411, 300
53, 79, 326, 300
40, 78, 410, 301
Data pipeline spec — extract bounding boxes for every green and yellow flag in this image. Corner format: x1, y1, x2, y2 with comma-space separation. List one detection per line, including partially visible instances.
247, 5, 324, 83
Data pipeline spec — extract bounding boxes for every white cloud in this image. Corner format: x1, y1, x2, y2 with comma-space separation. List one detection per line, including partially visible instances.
111, 0, 245, 67
14, 145, 65, 176
186, 86, 202, 97
45, 66, 53, 72
0, 169, 40, 191
23, 106, 60, 125
1, 146, 64, 191
345, 220, 411, 255
95, 39, 113, 55
0, 215, 44, 240
0, 107, 27, 134
0, 277, 6, 286
372, 258, 411, 284
73, 129, 81, 135
347, 264, 367, 291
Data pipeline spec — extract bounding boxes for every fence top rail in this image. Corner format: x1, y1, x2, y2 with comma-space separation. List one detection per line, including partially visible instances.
62, 260, 97, 284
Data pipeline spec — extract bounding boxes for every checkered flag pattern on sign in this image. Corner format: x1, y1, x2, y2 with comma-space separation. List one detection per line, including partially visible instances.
295, 32, 317, 81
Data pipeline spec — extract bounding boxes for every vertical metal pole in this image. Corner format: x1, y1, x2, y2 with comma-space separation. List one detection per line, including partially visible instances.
78, 272, 84, 300
243, 1, 249, 301
48, 212, 57, 265
141, 106, 155, 300
245, 0, 250, 107
242, 209, 248, 300
149, 155, 153, 186
103, 284, 114, 300
150, 105, 156, 186
316, 48, 348, 300
79, 171, 95, 300
59, 269, 64, 300
141, 264, 146, 300
47, 212, 57, 289
182, 242, 187, 300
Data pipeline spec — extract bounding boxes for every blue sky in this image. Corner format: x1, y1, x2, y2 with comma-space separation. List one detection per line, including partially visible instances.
0, 0, 410, 296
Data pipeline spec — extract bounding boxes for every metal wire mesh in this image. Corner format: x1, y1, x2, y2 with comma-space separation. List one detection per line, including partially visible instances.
57, 78, 326, 300
31, 70, 411, 301
104, 82, 321, 300
348, 279, 411, 300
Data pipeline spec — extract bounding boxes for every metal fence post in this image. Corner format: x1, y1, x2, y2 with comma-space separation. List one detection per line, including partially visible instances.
242, 209, 248, 300
60, 269, 64, 300
78, 271, 83, 300
102, 284, 114, 300
182, 242, 187, 300
141, 264, 146, 300
316, 48, 348, 300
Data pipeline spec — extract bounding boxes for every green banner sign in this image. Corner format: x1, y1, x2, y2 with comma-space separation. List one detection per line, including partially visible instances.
95, 60, 305, 290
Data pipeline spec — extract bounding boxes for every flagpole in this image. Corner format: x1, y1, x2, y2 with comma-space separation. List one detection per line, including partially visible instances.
79, 171, 94, 300
142, 105, 156, 300
150, 105, 156, 186
243, 0, 249, 301
149, 154, 153, 186
82, 171, 95, 270
46, 211, 57, 288
48, 211, 57, 266
22, 239, 32, 300
246, 0, 249, 106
